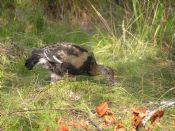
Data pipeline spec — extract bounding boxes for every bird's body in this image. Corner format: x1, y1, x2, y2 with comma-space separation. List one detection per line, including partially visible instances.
25, 42, 115, 83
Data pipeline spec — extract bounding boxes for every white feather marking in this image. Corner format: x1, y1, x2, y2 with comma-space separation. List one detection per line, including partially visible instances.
53, 55, 63, 63
44, 49, 51, 61
37, 58, 47, 64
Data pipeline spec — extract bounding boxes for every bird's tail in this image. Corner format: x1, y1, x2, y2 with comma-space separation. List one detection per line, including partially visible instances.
25, 54, 41, 70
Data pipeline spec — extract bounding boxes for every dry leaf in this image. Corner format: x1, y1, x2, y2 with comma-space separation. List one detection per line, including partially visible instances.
59, 120, 69, 131
96, 102, 110, 117
132, 108, 148, 129
149, 109, 164, 126
96, 102, 126, 130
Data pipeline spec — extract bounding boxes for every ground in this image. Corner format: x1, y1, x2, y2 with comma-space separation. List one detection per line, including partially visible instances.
0, 1, 175, 130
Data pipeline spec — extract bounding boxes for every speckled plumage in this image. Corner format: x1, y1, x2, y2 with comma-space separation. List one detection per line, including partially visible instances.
25, 42, 115, 83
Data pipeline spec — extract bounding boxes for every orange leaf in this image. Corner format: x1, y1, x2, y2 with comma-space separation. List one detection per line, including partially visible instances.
114, 121, 126, 131
96, 102, 109, 117
149, 109, 164, 126
59, 120, 69, 131
96, 102, 126, 130
132, 108, 148, 129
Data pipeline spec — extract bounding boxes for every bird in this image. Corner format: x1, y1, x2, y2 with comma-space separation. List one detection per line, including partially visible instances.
25, 42, 116, 84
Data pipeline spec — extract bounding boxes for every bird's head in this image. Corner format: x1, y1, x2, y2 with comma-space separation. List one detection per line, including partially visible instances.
25, 54, 40, 70
25, 48, 42, 70
98, 64, 116, 84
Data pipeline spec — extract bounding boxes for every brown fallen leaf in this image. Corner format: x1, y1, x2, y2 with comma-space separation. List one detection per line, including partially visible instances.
96, 102, 126, 130
114, 121, 126, 131
59, 120, 69, 131
132, 108, 148, 129
96, 102, 109, 117
149, 109, 164, 126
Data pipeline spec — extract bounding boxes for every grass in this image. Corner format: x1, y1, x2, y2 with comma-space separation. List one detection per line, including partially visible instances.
0, 0, 175, 130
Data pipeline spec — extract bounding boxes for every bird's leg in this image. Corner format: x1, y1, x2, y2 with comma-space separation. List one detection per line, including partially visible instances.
50, 73, 63, 83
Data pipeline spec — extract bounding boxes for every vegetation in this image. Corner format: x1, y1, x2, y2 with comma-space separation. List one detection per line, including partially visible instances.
0, 0, 175, 130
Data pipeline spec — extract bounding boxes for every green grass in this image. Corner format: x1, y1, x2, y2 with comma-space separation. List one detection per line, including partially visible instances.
1, 0, 175, 130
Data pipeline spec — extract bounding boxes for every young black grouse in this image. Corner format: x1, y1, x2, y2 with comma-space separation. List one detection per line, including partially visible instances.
25, 42, 115, 83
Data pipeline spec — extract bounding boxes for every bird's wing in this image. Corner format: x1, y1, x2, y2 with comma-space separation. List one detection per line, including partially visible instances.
43, 48, 63, 64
